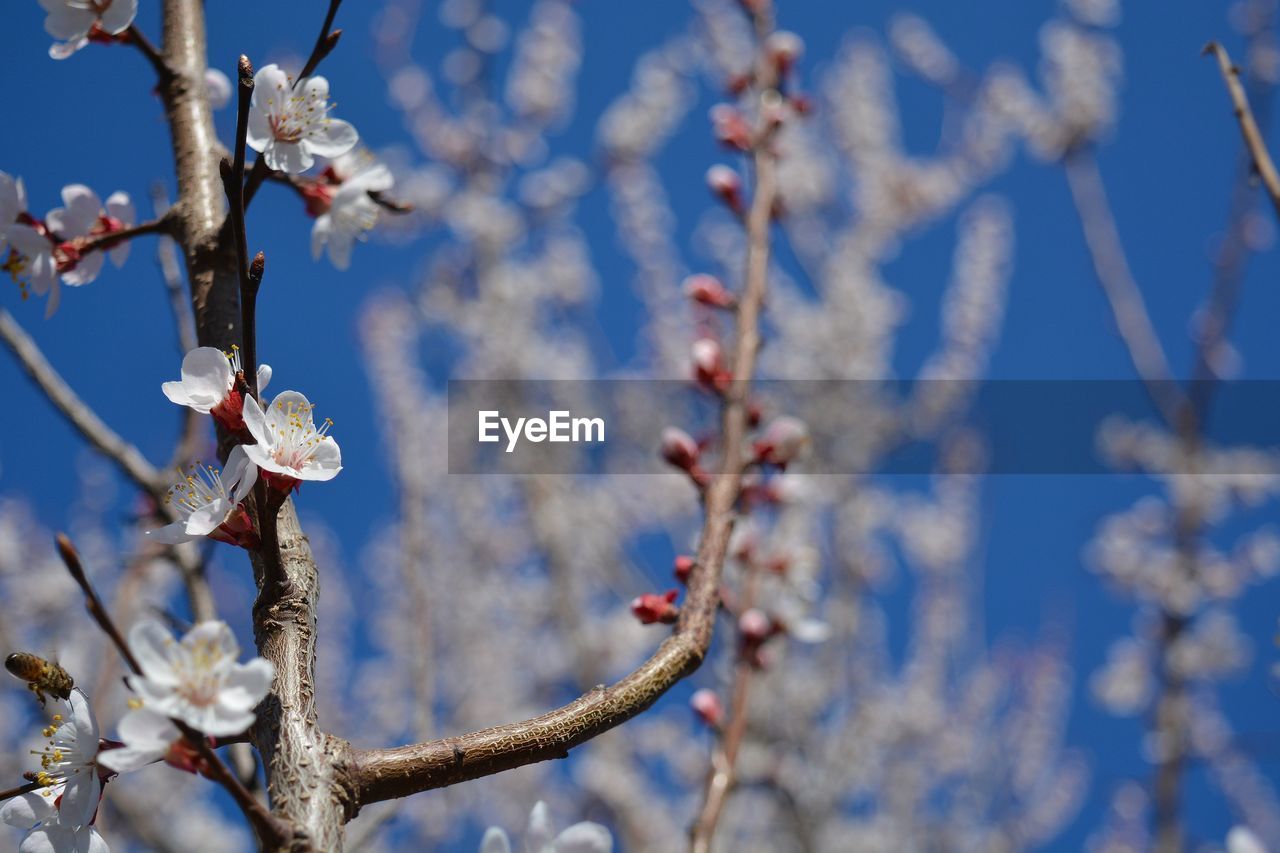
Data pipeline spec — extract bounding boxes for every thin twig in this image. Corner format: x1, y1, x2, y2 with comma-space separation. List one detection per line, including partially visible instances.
349, 0, 783, 811
56, 534, 142, 675
0, 781, 41, 803
76, 217, 175, 254
1062, 150, 1189, 429
243, 0, 343, 211
298, 0, 344, 81
125, 24, 172, 79
1205, 41, 1280, 222
0, 308, 162, 500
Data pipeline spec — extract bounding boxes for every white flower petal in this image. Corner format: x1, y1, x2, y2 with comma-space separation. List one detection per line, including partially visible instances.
553, 823, 614, 853
0, 791, 55, 830
265, 140, 314, 175
61, 251, 104, 287
128, 621, 184, 688
99, 0, 138, 34
242, 394, 271, 448
57, 771, 99, 830
145, 520, 195, 545
526, 802, 556, 851
481, 828, 513, 853
226, 445, 258, 502
304, 118, 359, 159
256, 364, 272, 394
217, 658, 275, 712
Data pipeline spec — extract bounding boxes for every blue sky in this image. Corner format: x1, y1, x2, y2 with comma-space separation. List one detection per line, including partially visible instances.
2, 1, 1278, 849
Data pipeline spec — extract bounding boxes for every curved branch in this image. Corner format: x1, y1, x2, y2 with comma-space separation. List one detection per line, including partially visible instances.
0, 307, 163, 499
349, 32, 782, 812
1205, 41, 1280, 222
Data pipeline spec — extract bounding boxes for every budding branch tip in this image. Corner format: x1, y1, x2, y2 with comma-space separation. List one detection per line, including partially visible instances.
249, 252, 265, 283
238, 55, 255, 85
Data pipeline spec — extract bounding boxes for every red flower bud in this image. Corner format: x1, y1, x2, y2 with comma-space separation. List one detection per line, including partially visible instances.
710, 105, 752, 152
661, 427, 700, 471
738, 607, 773, 643
683, 274, 737, 309
706, 165, 743, 214
690, 688, 724, 728
631, 589, 680, 625
753, 415, 810, 468
674, 555, 696, 583
765, 31, 804, 75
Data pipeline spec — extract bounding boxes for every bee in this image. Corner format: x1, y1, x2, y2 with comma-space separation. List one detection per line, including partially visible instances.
4, 653, 74, 707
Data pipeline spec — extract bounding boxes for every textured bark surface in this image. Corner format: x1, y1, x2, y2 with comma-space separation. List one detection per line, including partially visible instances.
159, 1, 351, 849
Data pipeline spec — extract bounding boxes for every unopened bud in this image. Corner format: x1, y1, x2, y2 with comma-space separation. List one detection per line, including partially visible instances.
710, 105, 752, 151
219, 157, 234, 185
739, 607, 773, 643
249, 251, 265, 283
238, 55, 254, 87
674, 555, 696, 583
661, 427, 700, 471
631, 589, 680, 625
690, 688, 724, 728
753, 415, 810, 468
765, 31, 805, 75
706, 165, 743, 214
684, 274, 737, 309
691, 337, 726, 389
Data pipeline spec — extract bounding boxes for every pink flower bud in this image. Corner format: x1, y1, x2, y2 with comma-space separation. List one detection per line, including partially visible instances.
631, 589, 680, 625
739, 607, 773, 643
710, 105, 752, 151
661, 427, 700, 471
692, 337, 730, 391
674, 555, 696, 583
706, 165, 743, 213
690, 688, 724, 728
765, 31, 804, 74
683, 274, 737, 309
753, 415, 810, 468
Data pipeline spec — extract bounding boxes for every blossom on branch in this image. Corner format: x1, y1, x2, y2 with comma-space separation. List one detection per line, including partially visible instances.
147, 446, 259, 548
161, 346, 270, 432
481, 801, 612, 853
309, 151, 395, 270
0, 689, 102, 846
247, 64, 359, 174
243, 390, 343, 491
96, 708, 193, 775
124, 620, 274, 737
40, 0, 137, 60
4, 184, 133, 316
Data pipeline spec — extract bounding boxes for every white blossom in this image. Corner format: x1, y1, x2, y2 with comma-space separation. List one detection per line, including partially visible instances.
311, 153, 394, 270
96, 708, 182, 775
242, 391, 342, 485
247, 64, 358, 174
480, 801, 612, 853
40, 0, 137, 60
124, 620, 275, 737
147, 446, 258, 546
0, 690, 101, 833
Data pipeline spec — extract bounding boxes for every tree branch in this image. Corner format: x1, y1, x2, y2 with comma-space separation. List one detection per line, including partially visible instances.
158, 0, 347, 847
1205, 41, 1280, 222
0, 307, 163, 500
1062, 150, 1189, 429
348, 11, 783, 811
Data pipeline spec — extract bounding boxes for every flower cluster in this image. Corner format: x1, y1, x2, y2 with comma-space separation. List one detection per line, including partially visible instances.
2, 618, 272, 852
0, 176, 134, 316
150, 346, 341, 545
40, 0, 137, 60
244, 66, 402, 269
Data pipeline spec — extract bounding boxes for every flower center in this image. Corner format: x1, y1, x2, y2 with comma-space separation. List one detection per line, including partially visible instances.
164, 462, 230, 520
269, 400, 333, 471
263, 82, 337, 145
174, 638, 229, 707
